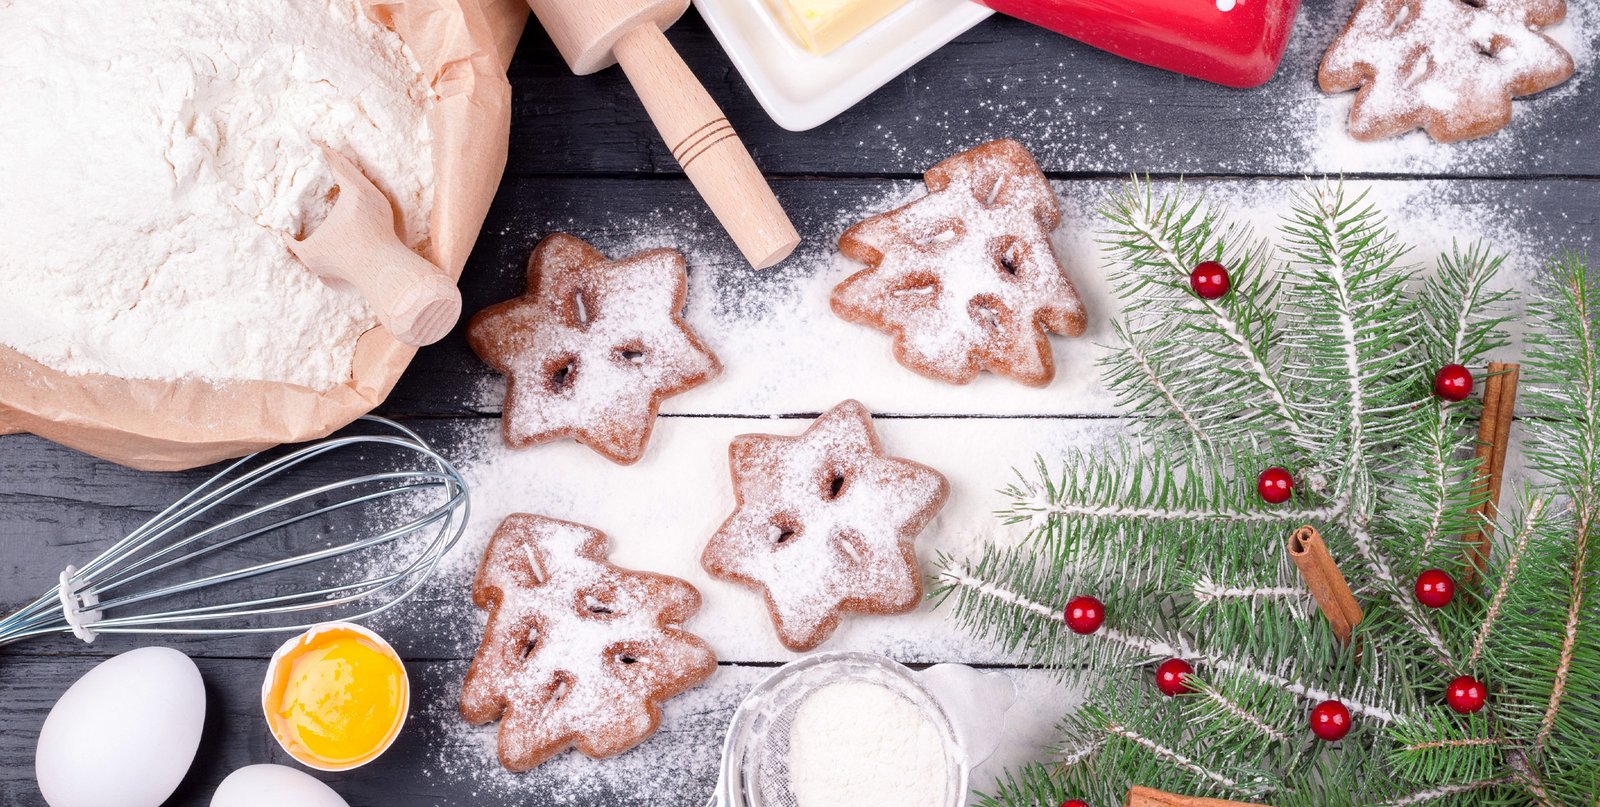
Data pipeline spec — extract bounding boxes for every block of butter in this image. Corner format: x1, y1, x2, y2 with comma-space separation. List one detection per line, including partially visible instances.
766, 0, 910, 55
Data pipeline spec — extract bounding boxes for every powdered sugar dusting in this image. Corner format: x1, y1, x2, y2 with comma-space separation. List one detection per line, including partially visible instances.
861, 5, 1591, 176
702, 401, 948, 651
464, 178, 1570, 421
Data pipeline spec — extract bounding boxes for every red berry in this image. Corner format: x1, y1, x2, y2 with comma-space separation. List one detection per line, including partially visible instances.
1063, 596, 1105, 634
1190, 261, 1231, 300
1257, 467, 1293, 504
1433, 364, 1473, 401
1446, 676, 1487, 714
1310, 699, 1351, 741
1155, 658, 1195, 696
1415, 569, 1456, 609
1061, 801, 1090, 807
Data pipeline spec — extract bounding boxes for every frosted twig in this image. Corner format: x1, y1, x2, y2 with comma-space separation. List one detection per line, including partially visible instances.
1124, 336, 1213, 446
1013, 499, 1344, 527
1469, 497, 1545, 665
1537, 506, 1592, 755
1191, 579, 1311, 606
1201, 687, 1291, 743
1346, 515, 1455, 664
1103, 723, 1242, 791
1121, 194, 1302, 440
1056, 738, 1106, 768
1302, 187, 1451, 663
1375, 777, 1512, 807
1415, 424, 1455, 556
1399, 736, 1500, 753
940, 567, 1397, 722
1420, 255, 1486, 554
1537, 273, 1600, 756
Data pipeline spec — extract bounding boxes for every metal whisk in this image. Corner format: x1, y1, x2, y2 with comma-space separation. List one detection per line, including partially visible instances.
0, 416, 468, 646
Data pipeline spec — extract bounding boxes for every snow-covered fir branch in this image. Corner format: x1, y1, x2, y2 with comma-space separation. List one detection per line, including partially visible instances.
1345, 515, 1455, 665
1311, 185, 1372, 459
1102, 723, 1243, 791
940, 567, 1398, 722
1399, 737, 1500, 753
1056, 738, 1105, 768
1122, 335, 1213, 446
1414, 421, 1459, 556
1469, 497, 1546, 665
1533, 268, 1600, 757
1287, 186, 1455, 665
1201, 687, 1291, 743
1536, 504, 1591, 755
1375, 777, 1513, 807
1416, 248, 1501, 555
1191, 578, 1311, 607
1117, 190, 1303, 442
1009, 490, 1343, 528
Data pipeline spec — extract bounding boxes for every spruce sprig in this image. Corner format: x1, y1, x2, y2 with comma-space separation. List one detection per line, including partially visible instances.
937, 181, 1598, 805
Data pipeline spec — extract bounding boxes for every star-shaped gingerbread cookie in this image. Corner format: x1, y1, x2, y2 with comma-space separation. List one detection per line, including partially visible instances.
468, 234, 720, 464
701, 400, 949, 652
833, 139, 1087, 387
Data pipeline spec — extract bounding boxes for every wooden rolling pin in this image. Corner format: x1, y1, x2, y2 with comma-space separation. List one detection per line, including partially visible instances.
526, 0, 799, 269
290, 147, 463, 347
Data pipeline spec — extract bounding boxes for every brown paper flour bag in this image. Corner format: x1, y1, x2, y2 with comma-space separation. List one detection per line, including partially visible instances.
0, 0, 527, 469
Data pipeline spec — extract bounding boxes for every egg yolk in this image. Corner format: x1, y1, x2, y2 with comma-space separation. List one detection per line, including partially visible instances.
267, 627, 406, 768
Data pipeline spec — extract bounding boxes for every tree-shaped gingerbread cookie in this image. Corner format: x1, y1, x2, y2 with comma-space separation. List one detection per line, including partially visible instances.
1320, 0, 1574, 142
460, 514, 718, 771
832, 139, 1087, 387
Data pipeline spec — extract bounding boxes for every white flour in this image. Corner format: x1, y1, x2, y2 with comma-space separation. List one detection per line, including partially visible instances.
787, 680, 950, 807
0, 0, 435, 390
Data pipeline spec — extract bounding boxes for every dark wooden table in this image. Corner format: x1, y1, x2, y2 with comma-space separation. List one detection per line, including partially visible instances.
3, 4, 1597, 805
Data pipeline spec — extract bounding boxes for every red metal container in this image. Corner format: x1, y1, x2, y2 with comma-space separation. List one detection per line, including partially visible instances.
976, 0, 1301, 88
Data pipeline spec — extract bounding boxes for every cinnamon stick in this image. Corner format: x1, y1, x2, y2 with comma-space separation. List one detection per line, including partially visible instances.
1464, 362, 1519, 584
1288, 525, 1364, 646
1125, 785, 1271, 806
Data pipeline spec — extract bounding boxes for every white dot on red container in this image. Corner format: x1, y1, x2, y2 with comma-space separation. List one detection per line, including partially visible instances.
1217, 0, 1235, 9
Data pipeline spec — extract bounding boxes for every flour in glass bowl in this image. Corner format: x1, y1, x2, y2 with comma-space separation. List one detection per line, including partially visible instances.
787, 680, 952, 807
0, 0, 435, 390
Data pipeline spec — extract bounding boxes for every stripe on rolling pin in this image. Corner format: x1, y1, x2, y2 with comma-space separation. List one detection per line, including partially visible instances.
669, 117, 728, 155
680, 131, 740, 170
671, 118, 734, 166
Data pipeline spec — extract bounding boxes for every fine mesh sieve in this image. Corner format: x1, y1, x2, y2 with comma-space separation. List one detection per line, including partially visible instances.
706, 652, 969, 807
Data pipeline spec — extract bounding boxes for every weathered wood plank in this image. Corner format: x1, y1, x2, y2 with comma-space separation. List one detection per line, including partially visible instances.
387, 175, 1600, 418
0, 657, 1080, 807
502, 4, 1600, 178
0, 416, 1120, 665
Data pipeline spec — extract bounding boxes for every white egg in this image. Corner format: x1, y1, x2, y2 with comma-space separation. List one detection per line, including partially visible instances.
210, 765, 350, 807
35, 646, 206, 807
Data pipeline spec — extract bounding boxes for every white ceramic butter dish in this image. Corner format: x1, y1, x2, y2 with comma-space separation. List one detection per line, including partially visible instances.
693, 0, 994, 131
